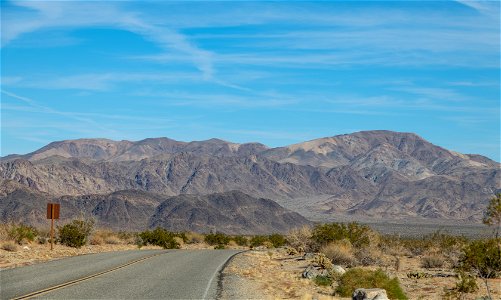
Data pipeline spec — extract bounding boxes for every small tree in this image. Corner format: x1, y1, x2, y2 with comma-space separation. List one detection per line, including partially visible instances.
483, 194, 501, 239
458, 239, 501, 299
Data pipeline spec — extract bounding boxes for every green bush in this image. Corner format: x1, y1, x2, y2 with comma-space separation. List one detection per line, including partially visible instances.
204, 232, 230, 246
335, 268, 407, 300
311, 222, 374, 251
139, 228, 181, 249
268, 234, 287, 248
232, 235, 248, 246
8, 224, 38, 244
214, 244, 226, 249
314, 275, 333, 286
458, 238, 501, 278
58, 219, 94, 248
250, 235, 268, 248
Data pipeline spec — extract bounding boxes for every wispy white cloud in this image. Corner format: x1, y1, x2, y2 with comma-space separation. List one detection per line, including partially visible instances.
2, 1, 215, 79
6, 72, 203, 91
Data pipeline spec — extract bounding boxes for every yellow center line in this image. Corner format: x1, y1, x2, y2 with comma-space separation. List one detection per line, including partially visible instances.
10, 251, 167, 300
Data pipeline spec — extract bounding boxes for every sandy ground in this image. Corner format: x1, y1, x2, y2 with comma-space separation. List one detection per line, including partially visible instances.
223, 249, 501, 300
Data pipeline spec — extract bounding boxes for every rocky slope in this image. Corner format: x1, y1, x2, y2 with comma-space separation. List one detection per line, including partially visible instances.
0, 181, 309, 233
1, 130, 499, 223
149, 191, 311, 234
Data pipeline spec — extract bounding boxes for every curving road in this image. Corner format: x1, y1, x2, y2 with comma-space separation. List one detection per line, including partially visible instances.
0, 249, 242, 299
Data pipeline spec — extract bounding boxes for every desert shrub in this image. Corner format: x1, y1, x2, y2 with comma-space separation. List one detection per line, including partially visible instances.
232, 235, 248, 246
116, 231, 135, 244
286, 247, 298, 255
204, 232, 230, 246
458, 238, 501, 279
1, 241, 19, 252
287, 225, 312, 252
214, 244, 226, 249
314, 275, 333, 286
268, 234, 287, 248
379, 234, 408, 257
400, 237, 431, 256
250, 235, 268, 248
90, 235, 104, 245
104, 236, 121, 245
139, 228, 181, 249
311, 222, 375, 251
134, 234, 144, 248
354, 247, 384, 267
173, 236, 184, 248
37, 236, 48, 244
443, 270, 478, 299
335, 268, 407, 300
58, 219, 94, 248
320, 239, 356, 266
455, 270, 478, 293
314, 253, 334, 269
421, 255, 444, 269
186, 232, 205, 244
8, 224, 38, 244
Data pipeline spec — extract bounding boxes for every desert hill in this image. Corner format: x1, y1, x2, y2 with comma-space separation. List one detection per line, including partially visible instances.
1, 130, 499, 225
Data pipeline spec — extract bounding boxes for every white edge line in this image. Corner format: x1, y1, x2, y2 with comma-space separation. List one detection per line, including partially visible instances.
201, 251, 239, 299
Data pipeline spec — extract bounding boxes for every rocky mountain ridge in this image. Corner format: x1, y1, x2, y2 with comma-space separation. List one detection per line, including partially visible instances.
1, 130, 499, 224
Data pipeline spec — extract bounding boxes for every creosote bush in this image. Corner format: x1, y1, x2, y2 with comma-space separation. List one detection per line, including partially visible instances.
232, 235, 248, 246
139, 228, 182, 249
58, 219, 94, 248
250, 235, 268, 248
311, 222, 375, 251
458, 238, 501, 279
8, 224, 38, 244
335, 268, 407, 300
268, 234, 287, 248
204, 232, 230, 246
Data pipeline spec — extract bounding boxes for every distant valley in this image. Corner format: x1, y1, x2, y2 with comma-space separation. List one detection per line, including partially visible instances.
1, 130, 499, 233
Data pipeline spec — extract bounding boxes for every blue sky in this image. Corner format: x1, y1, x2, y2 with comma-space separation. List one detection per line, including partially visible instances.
1, 1, 500, 161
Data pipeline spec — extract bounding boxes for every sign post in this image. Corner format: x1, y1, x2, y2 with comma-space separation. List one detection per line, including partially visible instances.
47, 203, 60, 250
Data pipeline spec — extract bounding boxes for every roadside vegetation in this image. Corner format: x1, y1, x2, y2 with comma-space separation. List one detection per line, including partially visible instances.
1, 193, 500, 298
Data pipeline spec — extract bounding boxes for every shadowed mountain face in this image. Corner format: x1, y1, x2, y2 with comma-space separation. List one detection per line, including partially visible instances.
1, 130, 499, 224
149, 191, 311, 234
0, 182, 309, 233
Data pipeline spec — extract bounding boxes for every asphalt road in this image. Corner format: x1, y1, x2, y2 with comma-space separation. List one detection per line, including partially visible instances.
1, 249, 242, 299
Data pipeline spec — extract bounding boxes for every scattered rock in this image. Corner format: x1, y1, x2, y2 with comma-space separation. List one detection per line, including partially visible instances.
302, 265, 319, 279
303, 252, 315, 260
353, 288, 389, 300
22, 246, 30, 250
332, 265, 346, 275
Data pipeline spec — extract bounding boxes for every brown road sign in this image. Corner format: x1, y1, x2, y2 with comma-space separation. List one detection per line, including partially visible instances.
47, 203, 60, 219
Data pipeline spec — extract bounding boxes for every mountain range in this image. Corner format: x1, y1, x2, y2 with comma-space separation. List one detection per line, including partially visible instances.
1, 130, 499, 232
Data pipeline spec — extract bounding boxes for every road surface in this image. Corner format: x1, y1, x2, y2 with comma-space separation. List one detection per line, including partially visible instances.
1, 249, 242, 299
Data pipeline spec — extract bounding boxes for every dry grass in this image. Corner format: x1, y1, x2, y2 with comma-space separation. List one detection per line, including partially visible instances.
104, 236, 121, 245
90, 235, 104, 245
320, 239, 356, 266
1, 241, 19, 252
185, 232, 204, 244
421, 255, 444, 269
